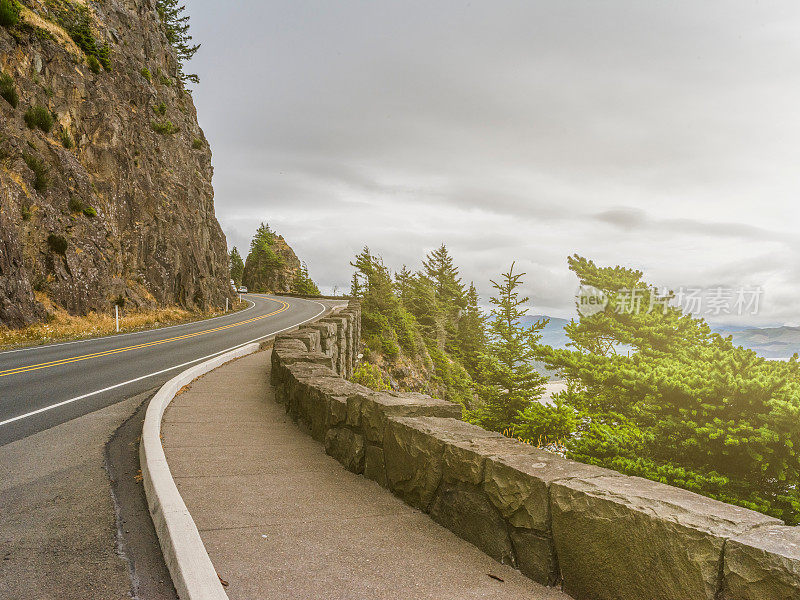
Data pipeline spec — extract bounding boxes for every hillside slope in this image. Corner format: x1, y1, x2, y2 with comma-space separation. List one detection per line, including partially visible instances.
0, 0, 230, 327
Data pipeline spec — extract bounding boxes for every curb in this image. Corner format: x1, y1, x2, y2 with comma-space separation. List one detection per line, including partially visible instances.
140, 342, 260, 600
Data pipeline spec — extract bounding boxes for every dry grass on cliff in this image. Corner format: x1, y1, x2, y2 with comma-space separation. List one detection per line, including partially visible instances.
0, 293, 246, 350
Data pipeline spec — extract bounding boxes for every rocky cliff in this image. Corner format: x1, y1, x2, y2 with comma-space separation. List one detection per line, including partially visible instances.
0, 0, 230, 328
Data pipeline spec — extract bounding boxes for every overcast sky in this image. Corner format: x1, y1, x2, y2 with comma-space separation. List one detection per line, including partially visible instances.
186, 0, 800, 326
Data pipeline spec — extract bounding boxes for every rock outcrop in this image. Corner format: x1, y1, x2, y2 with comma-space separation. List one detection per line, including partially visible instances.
0, 0, 230, 327
242, 235, 301, 293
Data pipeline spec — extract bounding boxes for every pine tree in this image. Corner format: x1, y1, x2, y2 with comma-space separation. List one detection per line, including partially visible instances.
350, 273, 362, 298
229, 247, 244, 285
291, 262, 320, 295
394, 265, 413, 300
476, 263, 548, 432
540, 254, 800, 523
155, 0, 200, 84
422, 244, 465, 308
455, 282, 487, 376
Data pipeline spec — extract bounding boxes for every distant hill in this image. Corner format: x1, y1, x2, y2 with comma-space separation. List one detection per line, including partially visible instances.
722, 326, 800, 359
519, 315, 799, 360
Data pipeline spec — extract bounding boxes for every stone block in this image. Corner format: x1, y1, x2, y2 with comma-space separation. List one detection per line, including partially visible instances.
429, 480, 515, 567
383, 417, 447, 511
364, 444, 387, 487
723, 525, 800, 600
509, 527, 558, 586
358, 391, 462, 444
484, 448, 614, 532
551, 475, 781, 600
324, 426, 365, 474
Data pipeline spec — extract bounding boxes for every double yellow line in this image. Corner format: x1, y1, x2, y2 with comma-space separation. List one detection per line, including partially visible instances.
0, 296, 288, 379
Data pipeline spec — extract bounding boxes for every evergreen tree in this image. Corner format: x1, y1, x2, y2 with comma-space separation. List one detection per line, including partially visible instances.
351, 248, 421, 357
394, 265, 413, 301
291, 262, 321, 295
476, 263, 548, 432
422, 244, 465, 306
455, 282, 487, 376
350, 272, 362, 298
155, 0, 200, 84
540, 254, 800, 523
422, 244, 466, 353
229, 247, 244, 286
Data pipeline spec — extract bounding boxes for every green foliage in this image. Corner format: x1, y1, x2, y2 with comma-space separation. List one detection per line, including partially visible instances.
24, 105, 53, 133
156, 0, 200, 84
141, 67, 152, 83
151, 119, 177, 134
426, 342, 475, 407
68, 196, 83, 213
22, 153, 48, 192
82, 205, 97, 218
47, 233, 67, 254
242, 223, 286, 292
60, 128, 74, 149
515, 399, 578, 444
229, 246, 244, 286
152, 101, 167, 116
87, 55, 101, 74
0, 0, 20, 28
539, 255, 800, 523
352, 247, 424, 358
351, 362, 391, 391
474, 263, 549, 432
351, 245, 482, 407
20, 204, 31, 221
0, 71, 19, 108
191, 137, 203, 149
59, 3, 112, 71
291, 262, 321, 295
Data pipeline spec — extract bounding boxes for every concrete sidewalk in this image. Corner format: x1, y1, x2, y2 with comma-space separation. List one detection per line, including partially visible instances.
162, 350, 571, 600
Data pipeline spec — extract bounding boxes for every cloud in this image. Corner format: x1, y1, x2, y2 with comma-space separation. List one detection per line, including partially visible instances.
188, 0, 800, 326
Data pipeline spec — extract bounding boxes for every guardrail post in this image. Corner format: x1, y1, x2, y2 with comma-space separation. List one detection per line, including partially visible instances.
115, 305, 119, 332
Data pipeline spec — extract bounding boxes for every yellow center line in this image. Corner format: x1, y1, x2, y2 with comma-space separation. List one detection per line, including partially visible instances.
0, 297, 289, 378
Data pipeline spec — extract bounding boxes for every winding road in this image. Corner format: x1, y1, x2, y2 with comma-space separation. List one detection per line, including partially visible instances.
0, 294, 327, 446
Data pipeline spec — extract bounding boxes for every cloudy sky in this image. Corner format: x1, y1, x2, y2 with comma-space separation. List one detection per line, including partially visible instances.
186, 0, 800, 326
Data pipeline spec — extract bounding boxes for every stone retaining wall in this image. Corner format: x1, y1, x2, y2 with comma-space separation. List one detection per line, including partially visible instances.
270, 299, 800, 600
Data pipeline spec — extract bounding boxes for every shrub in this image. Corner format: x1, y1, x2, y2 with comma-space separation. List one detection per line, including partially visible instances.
152, 101, 167, 116
20, 204, 31, 220
351, 362, 391, 392
82, 205, 97, 218
514, 399, 579, 445
22, 153, 48, 192
68, 197, 83, 213
0, 0, 20, 28
191, 137, 203, 149
87, 55, 101, 74
0, 72, 18, 108
23, 105, 53, 133
47, 234, 67, 254
60, 129, 74, 149
141, 67, 152, 82
151, 119, 177, 134
63, 4, 112, 71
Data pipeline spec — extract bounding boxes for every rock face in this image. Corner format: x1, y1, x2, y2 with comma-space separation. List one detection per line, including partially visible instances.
0, 0, 230, 328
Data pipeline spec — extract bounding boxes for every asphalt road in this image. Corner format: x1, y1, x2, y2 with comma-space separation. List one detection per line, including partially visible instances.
0, 294, 327, 446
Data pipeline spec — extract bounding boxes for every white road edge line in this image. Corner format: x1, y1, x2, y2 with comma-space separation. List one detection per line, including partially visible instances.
0, 299, 326, 428
0, 299, 258, 357
140, 299, 329, 600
